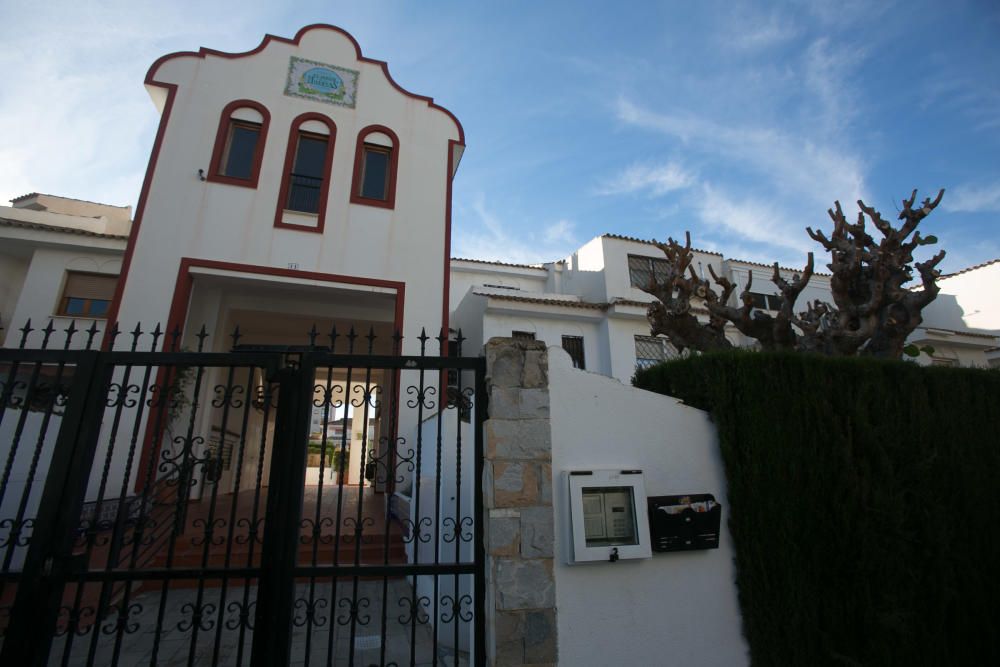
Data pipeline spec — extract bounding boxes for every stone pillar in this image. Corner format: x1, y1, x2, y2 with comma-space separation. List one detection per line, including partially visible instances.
483, 338, 557, 666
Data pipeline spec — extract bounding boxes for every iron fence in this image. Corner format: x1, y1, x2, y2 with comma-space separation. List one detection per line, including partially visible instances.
0, 320, 485, 666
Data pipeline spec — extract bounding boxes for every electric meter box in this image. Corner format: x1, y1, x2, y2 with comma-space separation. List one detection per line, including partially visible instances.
565, 469, 652, 564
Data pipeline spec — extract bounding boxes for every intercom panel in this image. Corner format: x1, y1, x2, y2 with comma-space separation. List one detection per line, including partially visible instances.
565, 470, 652, 563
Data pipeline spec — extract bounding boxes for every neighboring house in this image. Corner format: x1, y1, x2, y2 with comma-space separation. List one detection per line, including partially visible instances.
451, 234, 837, 383
5, 193, 998, 375
452, 235, 1000, 375
909, 259, 1000, 368
0, 193, 130, 347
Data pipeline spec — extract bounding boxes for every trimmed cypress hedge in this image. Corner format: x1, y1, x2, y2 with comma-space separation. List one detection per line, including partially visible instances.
634, 353, 1000, 666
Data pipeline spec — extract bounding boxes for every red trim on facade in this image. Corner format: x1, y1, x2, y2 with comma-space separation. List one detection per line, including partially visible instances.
102, 76, 179, 337
163, 257, 407, 338
442, 140, 461, 340
145, 24, 465, 143
349, 125, 400, 210
109, 24, 461, 348
133, 257, 408, 492
206, 99, 271, 189
273, 113, 337, 234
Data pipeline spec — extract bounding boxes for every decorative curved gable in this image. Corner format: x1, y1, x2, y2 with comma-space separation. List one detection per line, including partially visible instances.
144, 24, 464, 143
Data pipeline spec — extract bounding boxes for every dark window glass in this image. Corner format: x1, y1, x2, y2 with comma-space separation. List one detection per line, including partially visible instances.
89, 300, 111, 317
286, 133, 328, 213
222, 122, 261, 179
360, 145, 390, 200
562, 336, 586, 370
64, 298, 87, 316
749, 292, 781, 311
512, 331, 536, 341
628, 255, 670, 288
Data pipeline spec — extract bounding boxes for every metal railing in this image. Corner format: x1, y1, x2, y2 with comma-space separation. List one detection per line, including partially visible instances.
0, 320, 486, 666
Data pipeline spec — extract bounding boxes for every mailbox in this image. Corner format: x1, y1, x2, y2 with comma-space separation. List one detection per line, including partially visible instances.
647, 494, 722, 552
565, 469, 652, 564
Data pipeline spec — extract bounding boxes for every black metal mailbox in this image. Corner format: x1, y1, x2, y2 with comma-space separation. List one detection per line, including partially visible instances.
647, 494, 722, 552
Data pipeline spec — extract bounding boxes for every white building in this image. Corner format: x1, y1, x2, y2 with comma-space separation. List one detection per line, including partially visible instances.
1, 23, 997, 666
909, 259, 1000, 368
110, 24, 462, 354
2, 26, 994, 372
0, 193, 130, 346
451, 235, 1000, 376
4, 195, 998, 372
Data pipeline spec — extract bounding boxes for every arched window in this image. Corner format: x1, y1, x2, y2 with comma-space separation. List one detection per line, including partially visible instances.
350, 125, 399, 209
207, 100, 270, 188
274, 113, 336, 233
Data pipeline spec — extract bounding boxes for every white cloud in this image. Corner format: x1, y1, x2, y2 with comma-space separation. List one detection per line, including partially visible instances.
943, 183, 1000, 213
452, 195, 579, 265
612, 93, 871, 265
596, 162, 695, 197
922, 75, 1000, 136
543, 219, 576, 245
726, 11, 798, 51
803, 37, 867, 135
0, 1, 278, 207
615, 97, 867, 209
696, 183, 814, 256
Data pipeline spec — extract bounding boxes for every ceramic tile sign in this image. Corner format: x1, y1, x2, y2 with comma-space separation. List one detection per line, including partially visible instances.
285, 57, 359, 108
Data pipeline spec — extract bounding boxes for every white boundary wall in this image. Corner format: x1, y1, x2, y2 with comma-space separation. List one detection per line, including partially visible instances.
548, 347, 749, 666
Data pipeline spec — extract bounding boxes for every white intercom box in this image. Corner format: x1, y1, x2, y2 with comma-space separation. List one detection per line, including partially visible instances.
565, 469, 652, 564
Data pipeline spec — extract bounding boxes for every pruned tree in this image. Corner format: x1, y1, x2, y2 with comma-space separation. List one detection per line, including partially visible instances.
640, 189, 946, 359
642, 232, 732, 354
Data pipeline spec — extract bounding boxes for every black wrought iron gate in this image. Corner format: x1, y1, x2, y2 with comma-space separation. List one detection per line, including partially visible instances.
0, 324, 485, 666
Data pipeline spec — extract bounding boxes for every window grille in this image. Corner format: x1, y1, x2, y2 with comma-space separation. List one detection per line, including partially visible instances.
634, 335, 673, 370
285, 132, 329, 213
561, 335, 586, 369
628, 255, 671, 289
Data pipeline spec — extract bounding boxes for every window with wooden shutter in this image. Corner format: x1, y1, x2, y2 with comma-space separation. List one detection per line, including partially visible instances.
58, 272, 118, 318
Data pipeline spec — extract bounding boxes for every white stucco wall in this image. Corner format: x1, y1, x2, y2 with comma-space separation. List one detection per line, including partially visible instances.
601, 236, 727, 305
2, 247, 121, 348
482, 311, 604, 375
603, 314, 656, 383
448, 262, 547, 312
117, 26, 462, 349
921, 262, 1000, 333
0, 253, 29, 330
548, 348, 749, 667
561, 237, 610, 303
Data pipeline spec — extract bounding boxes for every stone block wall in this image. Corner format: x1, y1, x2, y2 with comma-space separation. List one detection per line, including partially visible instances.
483, 339, 557, 666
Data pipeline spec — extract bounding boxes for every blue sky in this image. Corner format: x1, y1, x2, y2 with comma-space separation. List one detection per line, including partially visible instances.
1, 0, 998, 273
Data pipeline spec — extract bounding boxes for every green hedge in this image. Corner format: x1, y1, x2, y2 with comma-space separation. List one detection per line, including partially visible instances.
634, 352, 1000, 666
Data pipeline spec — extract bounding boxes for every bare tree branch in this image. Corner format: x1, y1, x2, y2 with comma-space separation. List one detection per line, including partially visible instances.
641, 189, 946, 360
